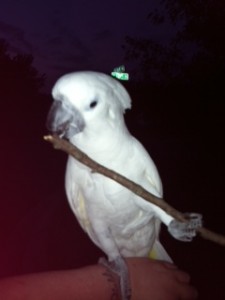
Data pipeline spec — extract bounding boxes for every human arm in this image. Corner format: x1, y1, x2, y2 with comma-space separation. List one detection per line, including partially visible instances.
0, 258, 197, 300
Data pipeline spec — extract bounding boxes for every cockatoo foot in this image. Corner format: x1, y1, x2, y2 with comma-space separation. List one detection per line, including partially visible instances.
168, 213, 202, 241
99, 256, 131, 300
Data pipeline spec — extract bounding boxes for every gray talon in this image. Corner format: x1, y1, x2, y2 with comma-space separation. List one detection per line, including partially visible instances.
168, 213, 202, 242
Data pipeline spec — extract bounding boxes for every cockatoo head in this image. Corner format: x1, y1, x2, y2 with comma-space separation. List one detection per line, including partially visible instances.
47, 71, 132, 139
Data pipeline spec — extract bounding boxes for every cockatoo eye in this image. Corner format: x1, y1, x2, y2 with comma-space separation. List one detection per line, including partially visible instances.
89, 100, 98, 109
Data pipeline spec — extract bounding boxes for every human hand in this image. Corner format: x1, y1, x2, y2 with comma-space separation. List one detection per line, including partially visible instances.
126, 258, 198, 300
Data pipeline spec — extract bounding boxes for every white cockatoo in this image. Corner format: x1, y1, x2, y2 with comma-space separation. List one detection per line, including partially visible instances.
47, 71, 201, 300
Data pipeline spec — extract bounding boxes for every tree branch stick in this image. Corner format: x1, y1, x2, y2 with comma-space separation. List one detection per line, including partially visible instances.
44, 134, 225, 247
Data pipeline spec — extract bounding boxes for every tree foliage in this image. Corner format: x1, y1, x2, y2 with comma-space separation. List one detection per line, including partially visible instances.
123, 0, 225, 92
123, 36, 182, 85
0, 39, 45, 96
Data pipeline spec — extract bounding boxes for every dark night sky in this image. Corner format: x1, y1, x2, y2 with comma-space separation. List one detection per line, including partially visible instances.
0, 0, 175, 91
0, 1, 225, 299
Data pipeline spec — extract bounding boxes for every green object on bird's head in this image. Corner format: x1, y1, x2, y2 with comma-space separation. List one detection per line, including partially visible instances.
111, 65, 129, 81
111, 72, 129, 80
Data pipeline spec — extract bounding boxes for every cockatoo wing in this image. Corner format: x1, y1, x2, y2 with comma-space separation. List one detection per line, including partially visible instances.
65, 157, 102, 249
128, 137, 173, 262
129, 137, 173, 224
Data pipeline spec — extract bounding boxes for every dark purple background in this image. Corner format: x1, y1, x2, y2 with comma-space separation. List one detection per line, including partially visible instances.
0, 0, 171, 92
0, 1, 225, 299
1, 85, 225, 299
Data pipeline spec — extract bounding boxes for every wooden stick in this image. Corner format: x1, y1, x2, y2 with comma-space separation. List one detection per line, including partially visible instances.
44, 134, 225, 247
